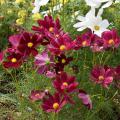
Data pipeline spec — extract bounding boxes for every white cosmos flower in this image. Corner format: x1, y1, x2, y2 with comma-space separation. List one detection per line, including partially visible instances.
85, 0, 113, 8
73, 8, 110, 37
32, 0, 49, 13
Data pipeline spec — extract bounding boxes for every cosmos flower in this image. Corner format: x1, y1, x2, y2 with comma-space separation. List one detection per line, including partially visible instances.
42, 92, 67, 113
48, 33, 73, 55
78, 89, 92, 109
32, 15, 61, 35
16, 32, 42, 57
35, 51, 54, 74
53, 72, 78, 94
32, 15, 61, 45
29, 90, 46, 102
73, 31, 92, 50
73, 8, 110, 37
102, 29, 120, 48
54, 54, 73, 73
90, 66, 114, 88
3, 51, 23, 68
32, 0, 50, 14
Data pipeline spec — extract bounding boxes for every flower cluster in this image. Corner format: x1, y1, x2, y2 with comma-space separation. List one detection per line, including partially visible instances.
0, 15, 92, 113
73, 29, 120, 52
29, 72, 92, 113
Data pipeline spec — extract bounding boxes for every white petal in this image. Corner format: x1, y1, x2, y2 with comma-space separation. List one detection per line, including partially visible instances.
39, 0, 49, 6
73, 22, 85, 28
77, 26, 86, 31
77, 16, 85, 21
32, 6, 40, 13
97, 8, 104, 17
102, 1, 113, 8
99, 19, 110, 29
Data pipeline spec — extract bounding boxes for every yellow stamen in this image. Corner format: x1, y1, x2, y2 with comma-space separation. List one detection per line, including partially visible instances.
63, 82, 68, 87
35, 93, 40, 97
27, 42, 33, 48
60, 45, 66, 51
53, 103, 59, 110
49, 27, 54, 32
11, 58, 17, 63
94, 25, 100, 31
62, 59, 66, 64
98, 75, 104, 81
82, 41, 87, 46
108, 39, 114, 45
55, 34, 59, 38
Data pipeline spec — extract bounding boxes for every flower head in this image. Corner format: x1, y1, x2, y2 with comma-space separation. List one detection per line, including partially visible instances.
91, 65, 114, 88
48, 33, 73, 55
3, 51, 23, 68
42, 92, 67, 113
73, 8, 110, 37
35, 51, 54, 74
55, 54, 73, 73
16, 32, 42, 57
73, 31, 92, 50
102, 29, 120, 48
32, 15, 61, 35
29, 90, 46, 102
53, 72, 78, 94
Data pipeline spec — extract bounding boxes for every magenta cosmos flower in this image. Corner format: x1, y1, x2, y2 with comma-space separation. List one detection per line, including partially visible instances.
102, 29, 120, 48
48, 33, 73, 55
35, 51, 54, 74
78, 89, 92, 109
3, 50, 23, 68
9, 32, 42, 57
91, 66, 114, 88
73, 31, 92, 50
32, 15, 61, 35
54, 54, 73, 73
42, 92, 67, 113
53, 72, 78, 94
29, 90, 47, 102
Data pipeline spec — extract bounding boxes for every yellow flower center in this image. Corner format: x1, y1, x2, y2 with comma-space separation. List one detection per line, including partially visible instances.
35, 93, 40, 97
53, 103, 59, 110
49, 27, 54, 32
11, 58, 17, 63
94, 25, 100, 31
82, 41, 87, 46
27, 42, 33, 48
62, 59, 66, 64
55, 34, 59, 38
60, 45, 66, 51
98, 75, 104, 81
63, 82, 68, 87
108, 39, 114, 45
